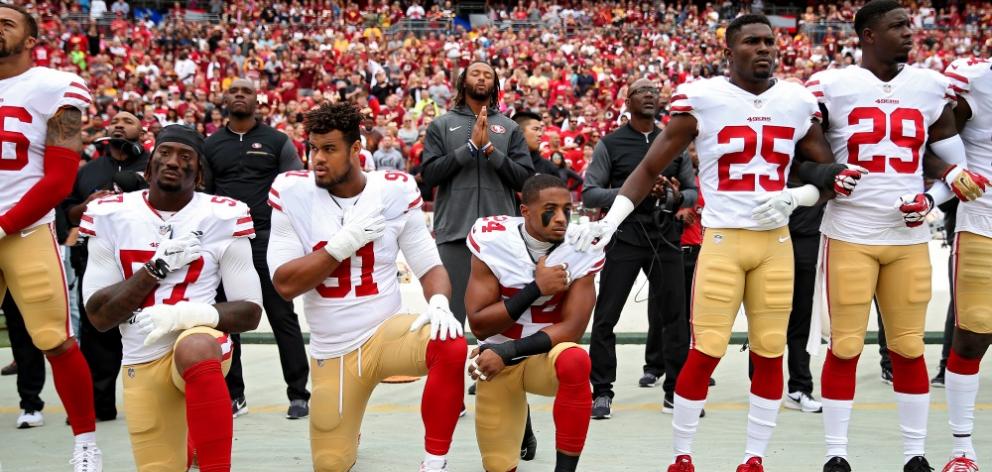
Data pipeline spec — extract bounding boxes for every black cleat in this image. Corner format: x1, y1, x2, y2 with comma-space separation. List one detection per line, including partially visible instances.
881, 366, 894, 385
903, 456, 933, 472
521, 407, 537, 461
823, 457, 851, 472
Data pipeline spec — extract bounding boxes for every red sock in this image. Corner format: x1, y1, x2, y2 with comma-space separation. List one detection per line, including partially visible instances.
47, 341, 96, 436
947, 350, 982, 375
821, 349, 859, 400
553, 347, 592, 454
889, 351, 929, 395
183, 360, 232, 472
675, 349, 720, 401
750, 352, 784, 400
422, 337, 467, 455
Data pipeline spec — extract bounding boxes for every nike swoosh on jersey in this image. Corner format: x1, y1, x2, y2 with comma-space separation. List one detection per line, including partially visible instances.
449, 126, 463, 132
778, 236, 790, 243
20, 228, 39, 238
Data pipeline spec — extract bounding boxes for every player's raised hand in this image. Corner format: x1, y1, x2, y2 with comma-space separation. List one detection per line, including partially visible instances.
534, 255, 570, 295
567, 215, 618, 252
324, 206, 386, 261
895, 193, 934, 228
471, 106, 489, 149
943, 165, 990, 201
832, 164, 869, 197
151, 230, 203, 274
134, 302, 220, 346
409, 294, 464, 341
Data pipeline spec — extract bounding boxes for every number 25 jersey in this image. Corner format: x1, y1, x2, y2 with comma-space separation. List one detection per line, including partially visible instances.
809, 65, 955, 244
669, 77, 820, 230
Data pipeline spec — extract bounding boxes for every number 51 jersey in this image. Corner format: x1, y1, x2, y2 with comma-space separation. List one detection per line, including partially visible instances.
808, 65, 955, 244
80, 191, 254, 364
669, 77, 820, 230
268, 170, 425, 359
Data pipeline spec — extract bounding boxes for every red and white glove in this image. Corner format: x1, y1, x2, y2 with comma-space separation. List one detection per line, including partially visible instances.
895, 193, 935, 228
942, 165, 990, 202
832, 164, 869, 197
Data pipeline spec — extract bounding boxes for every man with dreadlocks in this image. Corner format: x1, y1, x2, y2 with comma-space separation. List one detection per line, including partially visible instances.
421, 61, 534, 325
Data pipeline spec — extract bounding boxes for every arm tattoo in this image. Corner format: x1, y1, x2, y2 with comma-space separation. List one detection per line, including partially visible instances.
46, 107, 84, 152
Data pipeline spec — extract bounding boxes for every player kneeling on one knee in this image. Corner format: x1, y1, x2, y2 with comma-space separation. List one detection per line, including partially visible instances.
465, 175, 604, 472
83, 125, 264, 472
267, 102, 466, 472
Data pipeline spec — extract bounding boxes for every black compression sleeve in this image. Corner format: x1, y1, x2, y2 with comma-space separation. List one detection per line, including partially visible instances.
484, 331, 553, 364
796, 160, 844, 190
503, 281, 542, 321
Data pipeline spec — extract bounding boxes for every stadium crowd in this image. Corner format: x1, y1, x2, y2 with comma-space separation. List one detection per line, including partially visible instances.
27, 0, 992, 179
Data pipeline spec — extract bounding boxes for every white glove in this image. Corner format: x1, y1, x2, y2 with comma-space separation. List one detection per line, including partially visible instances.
567, 216, 617, 252
409, 294, 464, 341
151, 231, 203, 273
135, 302, 220, 346
324, 206, 386, 261
751, 192, 798, 227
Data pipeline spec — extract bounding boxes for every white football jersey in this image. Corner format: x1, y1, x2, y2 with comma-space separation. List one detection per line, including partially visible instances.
80, 191, 254, 364
467, 216, 605, 346
670, 77, 820, 230
0, 67, 91, 228
946, 58, 992, 238
809, 65, 956, 244
268, 170, 426, 359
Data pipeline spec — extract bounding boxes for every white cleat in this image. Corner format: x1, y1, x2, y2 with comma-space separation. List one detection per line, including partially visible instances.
70, 443, 103, 472
419, 461, 448, 472
784, 391, 823, 413
16, 409, 44, 428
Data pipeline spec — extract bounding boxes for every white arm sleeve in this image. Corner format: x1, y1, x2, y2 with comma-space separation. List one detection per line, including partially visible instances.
219, 237, 263, 308
266, 208, 306, 280
81, 237, 124, 306
926, 136, 970, 205
398, 208, 442, 278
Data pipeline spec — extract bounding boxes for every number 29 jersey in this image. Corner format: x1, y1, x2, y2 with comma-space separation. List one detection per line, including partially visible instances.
808, 65, 956, 245
268, 170, 426, 359
467, 216, 605, 346
669, 77, 820, 230
79, 191, 255, 364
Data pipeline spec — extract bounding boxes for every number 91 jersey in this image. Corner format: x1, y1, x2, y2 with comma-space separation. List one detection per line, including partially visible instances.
0, 67, 92, 228
268, 170, 424, 359
79, 191, 254, 364
808, 65, 955, 244
670, 77, 820, 230
467, 216, 605, 346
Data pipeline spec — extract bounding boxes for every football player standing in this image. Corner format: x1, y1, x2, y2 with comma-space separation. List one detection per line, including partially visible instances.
570, 14, 864, 472
806, 2, 989, 471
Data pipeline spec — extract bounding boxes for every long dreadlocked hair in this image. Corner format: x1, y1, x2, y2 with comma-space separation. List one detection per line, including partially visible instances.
453, 61, 501, 110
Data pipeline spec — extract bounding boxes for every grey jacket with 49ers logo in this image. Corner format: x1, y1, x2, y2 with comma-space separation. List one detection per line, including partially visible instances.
421, 105, 533, 243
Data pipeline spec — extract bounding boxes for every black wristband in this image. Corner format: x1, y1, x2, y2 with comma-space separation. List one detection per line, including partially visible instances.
484, 331, 553, 365
797, 161, 844, 190
143, 259, 167, 280
503, 281, 542, 321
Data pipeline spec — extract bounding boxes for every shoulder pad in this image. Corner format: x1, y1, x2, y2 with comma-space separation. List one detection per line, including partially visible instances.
80, 192, 127, 217
202, 193, 251, 221
269, 170, 313, 212
466, 215, 518, 259
370, 170, 423, 219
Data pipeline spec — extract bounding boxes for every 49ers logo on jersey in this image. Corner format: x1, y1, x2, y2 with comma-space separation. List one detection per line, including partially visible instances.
489, 124, 506, 134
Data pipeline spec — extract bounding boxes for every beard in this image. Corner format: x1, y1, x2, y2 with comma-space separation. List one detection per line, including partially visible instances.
314, 160, 353, 191
0, 37, 26, 58
155, 179, 182, 192
229, 108, 255, 119
466, 84, 492, 102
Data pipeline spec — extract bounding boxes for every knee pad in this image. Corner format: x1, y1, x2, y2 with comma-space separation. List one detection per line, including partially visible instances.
830, 335, 865, 360
692, 326, 731, 359
31, 327, 68, 352
312, 451, 356, 472
554, 347, 591, 385
887, 334, 925, 359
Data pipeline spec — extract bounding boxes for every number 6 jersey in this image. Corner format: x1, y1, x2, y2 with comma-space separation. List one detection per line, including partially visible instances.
808, 65, 956, 245
267, 170, 438, 359
80, 191, 257, 364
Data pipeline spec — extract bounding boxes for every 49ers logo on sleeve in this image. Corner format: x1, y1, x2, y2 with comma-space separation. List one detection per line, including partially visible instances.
489, 124, 506, 134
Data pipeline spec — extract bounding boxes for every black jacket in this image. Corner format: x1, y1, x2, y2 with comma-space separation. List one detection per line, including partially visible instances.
583, 123, 697, 247
421, 105, 533, 243
203, 122, 302, 233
